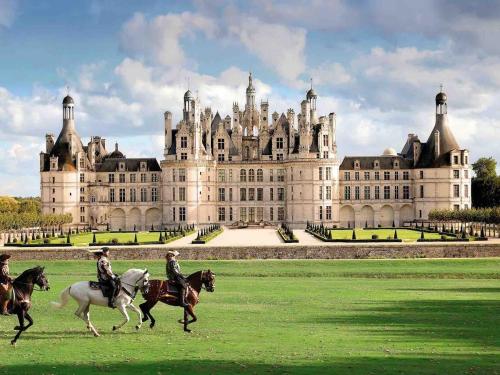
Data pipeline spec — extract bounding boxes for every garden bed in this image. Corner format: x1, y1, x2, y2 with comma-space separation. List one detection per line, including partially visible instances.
306, 229, 402, 243
192, 228, 223, 244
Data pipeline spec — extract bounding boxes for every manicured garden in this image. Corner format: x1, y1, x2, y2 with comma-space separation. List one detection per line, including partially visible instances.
1, 258, 498, 374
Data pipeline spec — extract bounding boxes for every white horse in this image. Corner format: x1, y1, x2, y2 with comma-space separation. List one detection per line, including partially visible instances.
52, 268, 150, 337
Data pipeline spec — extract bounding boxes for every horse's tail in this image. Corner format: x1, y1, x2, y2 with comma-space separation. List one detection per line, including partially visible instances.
51, 286, 71, 309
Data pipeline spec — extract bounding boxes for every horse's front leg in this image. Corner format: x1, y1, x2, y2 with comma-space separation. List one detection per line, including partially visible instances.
183, 308, 191, 333
127, 303, 143, 330
11, 311, 25, 345
186, 305, 197, 326
112, 303, 130, 331
82, 305, 99, 337
23, 312, 34, 331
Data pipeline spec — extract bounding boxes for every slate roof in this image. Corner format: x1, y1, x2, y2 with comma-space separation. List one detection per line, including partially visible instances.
340, 156, 413, 170
95, 158, 161, 172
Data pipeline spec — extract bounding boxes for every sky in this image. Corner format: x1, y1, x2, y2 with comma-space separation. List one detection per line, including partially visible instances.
1, 0, 500, 196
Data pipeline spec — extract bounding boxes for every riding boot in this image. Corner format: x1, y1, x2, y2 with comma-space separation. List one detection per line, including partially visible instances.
1, 298, 10, 315
179, 287, 188, 308
108, 295, 115, 308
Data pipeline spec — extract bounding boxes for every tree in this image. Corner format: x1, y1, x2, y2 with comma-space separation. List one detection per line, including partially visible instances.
472, 157, 500, 207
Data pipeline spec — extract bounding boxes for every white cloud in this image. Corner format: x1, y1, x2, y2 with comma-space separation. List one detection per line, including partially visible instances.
0, 0, 17, 28
120, 12, 216, 66
309, 62, 352, 87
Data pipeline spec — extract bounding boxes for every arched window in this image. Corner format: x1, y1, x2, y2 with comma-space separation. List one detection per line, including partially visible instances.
257, 169, 263, 182
240, 169, 246, 182
248, 169, 255, 182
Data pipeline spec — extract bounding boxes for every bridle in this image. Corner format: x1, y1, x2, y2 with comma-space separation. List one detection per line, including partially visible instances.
120, 270, 149, 300
200, 271, 215, 292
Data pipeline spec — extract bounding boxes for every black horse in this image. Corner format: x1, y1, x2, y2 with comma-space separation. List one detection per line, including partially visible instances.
6, 266, 50, 345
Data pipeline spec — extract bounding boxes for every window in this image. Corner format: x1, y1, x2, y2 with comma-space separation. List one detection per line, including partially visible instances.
420, 170, 424, 179
216, 169, 224, 182
403, 171, 409, 180
90, 195, 96, 203
240, 169, 246, 182
384, 171, 390, 180
240, 188, 246, 201
364, 172, 370, 180
152, 173, 158, 182
218, 138, 225, 150
270, 207, 274, 221
326, 167, 331, 180
344, 186, 351, 200
276, 153, 284, 161
181, 153, 187, 160
465, 156, 468, 164
453, 184, 460, 198
240, 207, 247, 222
403, 185, 410, 199
130, 189, 136, 202
80, 206, 85, 213
141, 173, 147, 183
108, 174, 115, 183
218, 154, 225, 162
453, 170, 459, 179
323, 151, 328, 159
384, 186, 390, 199
80, 187, 85, 193
464, 184, 469, 198
229, 188, 233, 201
375, 186, 380, 199
179, 207, 186, 221
118, 173, 124, 183
453, 155, 459, 164
52, 177, 55, 183
249, 188, 255, 201
80, 158, 85, 169
181, 136, 187, 148
319, 206, 323, 220
270, 188, 274, 201
249, 169, 255, 182
395, 185, 399, 199
119, 188, 125, 202
344, 171, 350, 181
326, 186, 331, 200
257, 188, 263, 201
172, 188, 176, 201
277, 188, 285, 201
277, 169, 285, 182
150, 187, 157, 202
355, 186, 360, 200
218, 207, 226, 221
319, 186, 323, 200
364, 186, 370, 200
419, 185, 424, 198
323, 135, 328, 147
80, 173, 85, 183
276, 137, 284, 149
454, 204, 460, 211
179, 169, 186, 182
464, 170, 469, 179
80, 216, 85, 223
178, 187, 185, 201
229, 169, 233, 182
172, 207, 176, 222
394, 171, 399, 181
319, 167, 323, 181
80, 196, 85, 202
269, 169, 274, 182
109, 189, 115, 202
218, 188, 225, 201
326, 206, 332, 220
278, 207, 285, 221
375, 171, 380, 180
141, 188, 147, 202
229, 207, 233, 221
257, 169, 263, 182
355, 172, 360, 181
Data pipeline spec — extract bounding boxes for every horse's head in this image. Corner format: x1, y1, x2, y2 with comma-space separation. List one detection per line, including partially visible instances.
201, 269, 215, 292
34, 266, 50, 291
139, 269, 150, 295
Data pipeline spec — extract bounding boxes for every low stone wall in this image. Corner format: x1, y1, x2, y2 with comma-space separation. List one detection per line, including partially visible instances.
2, 242, 500, 260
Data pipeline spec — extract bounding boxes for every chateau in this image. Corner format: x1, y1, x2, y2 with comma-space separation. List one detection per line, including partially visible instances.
40, 75, 471, 229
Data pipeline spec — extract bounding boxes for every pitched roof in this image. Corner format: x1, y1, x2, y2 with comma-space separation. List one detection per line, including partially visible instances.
95, 158, 161, 172
340, 156, 413, 170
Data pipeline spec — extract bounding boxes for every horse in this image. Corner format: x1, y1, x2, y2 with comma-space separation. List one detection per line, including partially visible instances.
52, 268, 149, 337
139, 270, 215, 332
5, 266, 50, 345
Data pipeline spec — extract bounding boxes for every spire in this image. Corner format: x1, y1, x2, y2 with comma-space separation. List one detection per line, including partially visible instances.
246, 72, 255, 94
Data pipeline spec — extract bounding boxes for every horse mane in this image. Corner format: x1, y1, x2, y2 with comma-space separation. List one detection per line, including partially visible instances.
187, 270, 203, 281
121, 268, 147, 280
13, 266, 44, 285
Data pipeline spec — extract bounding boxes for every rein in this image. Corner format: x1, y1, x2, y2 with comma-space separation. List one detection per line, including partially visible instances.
120, 271, 147, 300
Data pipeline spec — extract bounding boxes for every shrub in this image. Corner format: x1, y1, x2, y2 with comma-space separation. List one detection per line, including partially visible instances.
43, 238, 50, 244
111, 238, 119, 245
372, 234, 379, 240
441, 235, 447, 240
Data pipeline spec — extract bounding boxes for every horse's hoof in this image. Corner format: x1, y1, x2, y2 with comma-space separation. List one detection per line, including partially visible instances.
184, 329, 191, 333
112, 326, 117, 331
14, 326, 21, 331
149, 323, 155, 329
142, 317, 148, 322
93, 333, 100, 337
135, 325, 140, 330
11, 340, 16, 346
178, 319, 185, 324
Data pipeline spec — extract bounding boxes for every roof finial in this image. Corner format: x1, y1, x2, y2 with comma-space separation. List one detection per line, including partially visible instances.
187, 76, 191, 91
115, 142, 118, 152
310, 77, 313, 90
439, 83, 444, 93
66, 85, 70, 96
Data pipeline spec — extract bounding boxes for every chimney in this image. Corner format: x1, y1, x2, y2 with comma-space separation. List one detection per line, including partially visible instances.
45, 133, 55, 153
434, 130, 440, 159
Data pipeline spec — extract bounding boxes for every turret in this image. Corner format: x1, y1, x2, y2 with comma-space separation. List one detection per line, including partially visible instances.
306, 81, 318, 124
164, 111, 172, 156
260, 101, 269, 130
45, 134, 55, 153
245, 73, 256, 109
232, 102, 239, 129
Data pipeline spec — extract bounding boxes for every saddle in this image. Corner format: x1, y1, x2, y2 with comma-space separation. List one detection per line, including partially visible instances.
165, 280, 180, 294
89, 280, 121, 298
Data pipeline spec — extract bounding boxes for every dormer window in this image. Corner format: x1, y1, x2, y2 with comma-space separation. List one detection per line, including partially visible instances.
354, 160, 360, 169
394, 160, 399, 168
374, 160, 380, 168
119, 162, 125, 171
140, 162, 147, 171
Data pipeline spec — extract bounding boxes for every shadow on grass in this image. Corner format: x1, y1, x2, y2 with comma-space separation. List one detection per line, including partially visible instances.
2, 354, 499, 375
316, 299, 500, 349
394, 287, 500, 293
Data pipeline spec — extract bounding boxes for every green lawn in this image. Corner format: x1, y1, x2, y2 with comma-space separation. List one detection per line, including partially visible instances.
28, 231, 182, 246
328, 228, 452, 241
1, 259, 499, 375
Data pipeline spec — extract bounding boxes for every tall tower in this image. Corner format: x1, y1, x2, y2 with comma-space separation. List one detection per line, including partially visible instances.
246, 73, 256, 110
306, 80, 318, 124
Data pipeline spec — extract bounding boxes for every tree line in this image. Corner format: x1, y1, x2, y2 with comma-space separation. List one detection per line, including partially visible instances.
0, 196, 72, 230
429, 207, 500, 224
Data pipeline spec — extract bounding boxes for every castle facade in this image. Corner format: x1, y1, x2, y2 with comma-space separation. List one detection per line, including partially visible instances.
40, 75, 471, 229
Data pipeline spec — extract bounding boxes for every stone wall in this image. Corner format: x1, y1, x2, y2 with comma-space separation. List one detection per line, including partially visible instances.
3, 242, 499, 261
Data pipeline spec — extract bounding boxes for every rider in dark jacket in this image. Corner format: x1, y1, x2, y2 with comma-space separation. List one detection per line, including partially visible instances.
0, 254, 12, 315
166, 251, 188, 307
93, 247, 117, 308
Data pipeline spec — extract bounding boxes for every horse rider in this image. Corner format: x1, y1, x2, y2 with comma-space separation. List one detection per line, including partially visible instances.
166, 250, 188, 307
91, 247, 118, 308
0, 254, 13, 315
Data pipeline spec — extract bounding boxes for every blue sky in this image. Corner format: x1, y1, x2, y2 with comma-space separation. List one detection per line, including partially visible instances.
1, 0, 500, 196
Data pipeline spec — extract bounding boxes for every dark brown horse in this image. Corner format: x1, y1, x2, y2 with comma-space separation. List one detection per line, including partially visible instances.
139, 270, 215, 332
5, 266, 50, 345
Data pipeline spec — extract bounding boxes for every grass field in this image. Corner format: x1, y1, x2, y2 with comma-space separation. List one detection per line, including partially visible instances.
0, 259, 499, 374
28, 231, 179, 246
328, 228, 452, 241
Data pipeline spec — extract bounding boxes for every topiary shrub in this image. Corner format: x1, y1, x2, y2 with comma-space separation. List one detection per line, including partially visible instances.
441, 235, 447, 240
111, 238, 119, 245
43, 238, 50, 244
372, 234, 379, 240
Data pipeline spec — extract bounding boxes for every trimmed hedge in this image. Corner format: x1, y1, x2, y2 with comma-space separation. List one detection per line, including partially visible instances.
305, 229, 402, 243
278, 227, 299, 243
192, 228, 223, 244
